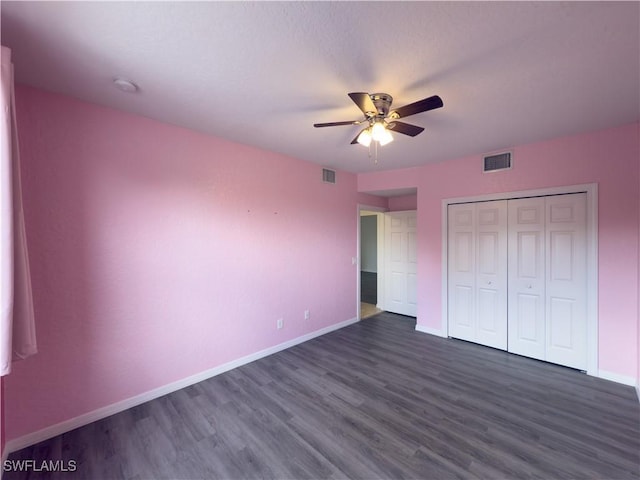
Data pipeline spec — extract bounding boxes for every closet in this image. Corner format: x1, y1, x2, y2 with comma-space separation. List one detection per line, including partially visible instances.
447, 193, 588, 370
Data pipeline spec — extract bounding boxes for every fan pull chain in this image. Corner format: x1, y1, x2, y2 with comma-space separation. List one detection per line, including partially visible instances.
366, 140, 379, 164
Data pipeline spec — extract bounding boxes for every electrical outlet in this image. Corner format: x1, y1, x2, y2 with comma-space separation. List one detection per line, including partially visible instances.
304, 310, 310, 320
277, 318, 283, 329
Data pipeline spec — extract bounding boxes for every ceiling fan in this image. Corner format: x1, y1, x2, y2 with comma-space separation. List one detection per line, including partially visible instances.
313, 92, 443, 147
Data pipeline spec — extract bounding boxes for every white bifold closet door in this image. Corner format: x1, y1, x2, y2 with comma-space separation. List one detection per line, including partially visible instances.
384, 211, 417, 317
507, 197, 546, 360
448, 193, 588, 370
508, 193, 587, 370
447, 200, 508, 350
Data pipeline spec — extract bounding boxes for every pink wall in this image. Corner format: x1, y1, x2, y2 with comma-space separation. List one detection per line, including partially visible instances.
4, 86, 361, 441
359, 123, 640, 380
388, 194, 417, 211
357, 192, 388, 210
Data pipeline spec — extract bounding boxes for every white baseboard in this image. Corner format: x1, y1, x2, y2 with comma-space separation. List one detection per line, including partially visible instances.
5, 317, 359, 454
407, 338, 637, 396
415, 323, 447, 338
597, 369, 637, 387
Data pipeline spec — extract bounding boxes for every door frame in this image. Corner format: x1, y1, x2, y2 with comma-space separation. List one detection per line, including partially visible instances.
441, 183, 598, 376
357, 204, 387, 320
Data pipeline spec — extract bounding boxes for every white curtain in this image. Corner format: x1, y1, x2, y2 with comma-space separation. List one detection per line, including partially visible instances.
1, 45, 36, 376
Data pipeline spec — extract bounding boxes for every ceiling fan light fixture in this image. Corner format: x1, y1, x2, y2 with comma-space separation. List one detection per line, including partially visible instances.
314, 92, 442, 154
371, 121, 386, 141
370, 121, 394, 146
357, 128, 372, 147
378, 127, 394, 146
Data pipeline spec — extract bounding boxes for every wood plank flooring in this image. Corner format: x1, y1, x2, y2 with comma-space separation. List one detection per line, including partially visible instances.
360, 302, 382, 319
5, 312, 640, 479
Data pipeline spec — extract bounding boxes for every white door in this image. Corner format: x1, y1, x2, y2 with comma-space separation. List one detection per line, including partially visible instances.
508, 197, 546, 360
475, 201, 508, 349
384, 211, 417, 316
448, 192, 589, 370
448, 201, 508, 350
507, 193, 587, 369
545, 193, 587, 370
448, 204, 476, 342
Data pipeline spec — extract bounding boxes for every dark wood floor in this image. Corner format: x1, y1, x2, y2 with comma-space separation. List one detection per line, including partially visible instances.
6, 313, 640, 479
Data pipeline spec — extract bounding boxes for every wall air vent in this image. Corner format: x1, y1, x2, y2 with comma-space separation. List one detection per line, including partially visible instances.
483, 151, 512, 173
322, 168, 337, 184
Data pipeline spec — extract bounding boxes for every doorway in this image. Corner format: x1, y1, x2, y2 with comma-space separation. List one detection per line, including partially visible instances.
359, 210, 384, 319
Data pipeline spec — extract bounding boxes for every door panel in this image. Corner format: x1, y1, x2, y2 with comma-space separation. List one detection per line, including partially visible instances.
448, 201, 507, 349
391, 232, 403, 262
453, 285, 474, 336
545, 193, 587, 370
477, 288, 499, 332
391, 272, 404, 303
478, 232, 498, 274
549, 231, 574, 281
517, 232, 540, 278
549, 297, 575, 348
455, 232, 474, 272
517, 293, 541, 341
475, 201, 508, 349
508, 197, 546, 360
448, 204, 476, 342
384, 211, 417, 316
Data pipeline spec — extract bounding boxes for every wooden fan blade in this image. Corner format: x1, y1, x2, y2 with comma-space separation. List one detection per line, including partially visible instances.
348, 92, 378, 117
387, 121, 425, 137
389, 95, 443, 119
314, 120, 360, 128
350, 127, 367, 144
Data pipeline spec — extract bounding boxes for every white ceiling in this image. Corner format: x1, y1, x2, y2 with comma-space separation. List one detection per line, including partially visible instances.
2, 1, 638, 173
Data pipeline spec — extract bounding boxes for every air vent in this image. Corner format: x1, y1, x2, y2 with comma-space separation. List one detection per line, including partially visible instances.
322, 168, 336, 184
483, 152, 512, 173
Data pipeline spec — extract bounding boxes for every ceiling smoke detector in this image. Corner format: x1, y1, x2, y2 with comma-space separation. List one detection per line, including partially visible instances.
113, 78, 139, 93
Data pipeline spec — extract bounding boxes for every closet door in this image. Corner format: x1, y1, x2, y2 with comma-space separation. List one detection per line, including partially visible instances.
448, 201, 507, 350
545, 193, 587, 370
475, 201, 508, 349
449, 193, 589, 369
448, 204, 476, 342
508, 197, 546, 360
507, 193, 588, 370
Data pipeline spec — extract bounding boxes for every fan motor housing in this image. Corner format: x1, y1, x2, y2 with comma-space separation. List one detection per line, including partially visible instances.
370, 93, 393, 117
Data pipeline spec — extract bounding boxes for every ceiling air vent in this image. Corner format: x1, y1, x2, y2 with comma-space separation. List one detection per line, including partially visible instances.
483, 151, 512, 173
322, 168, 337, 184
